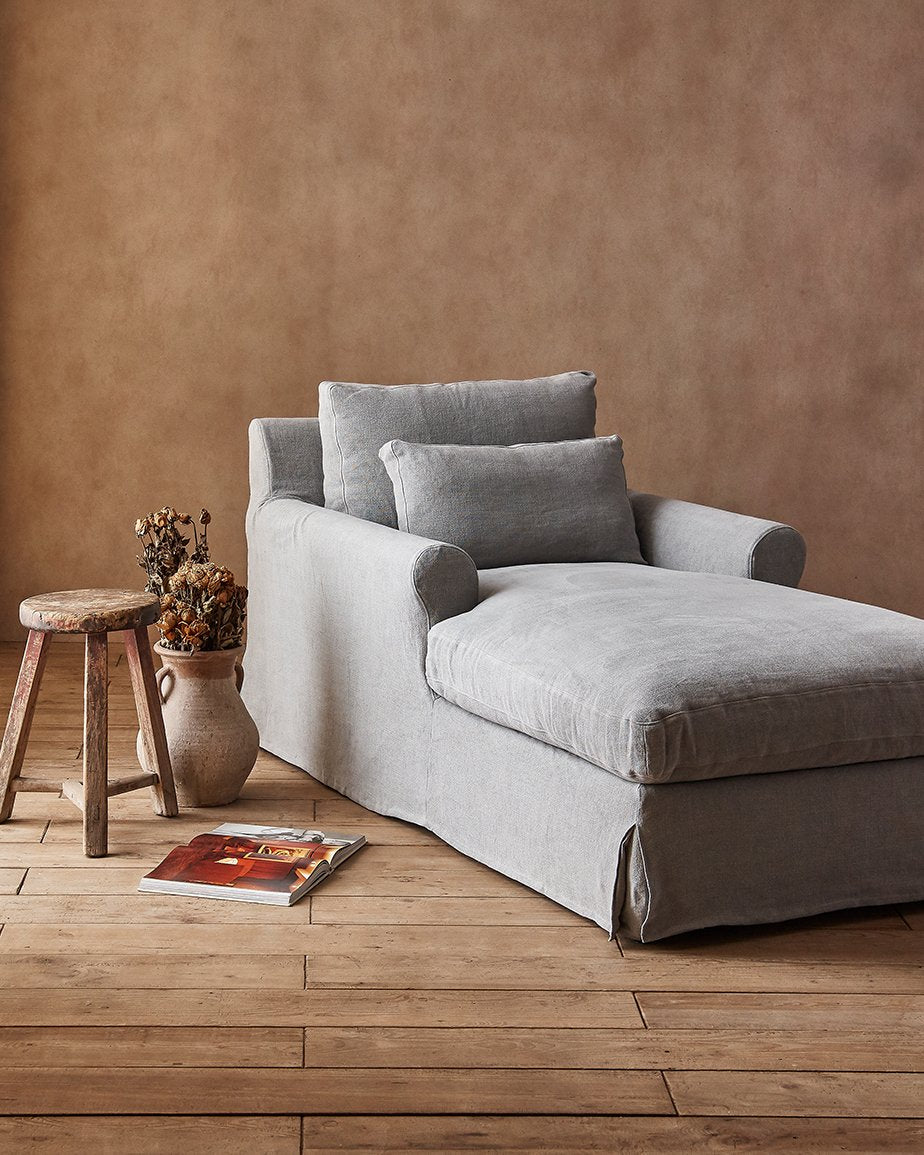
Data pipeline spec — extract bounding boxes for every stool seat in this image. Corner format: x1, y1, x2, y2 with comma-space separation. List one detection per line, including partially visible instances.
20, 589, 160, 634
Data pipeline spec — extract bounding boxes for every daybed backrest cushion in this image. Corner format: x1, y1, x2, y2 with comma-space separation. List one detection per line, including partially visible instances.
379, 436, 645, 569
318, 371, 597, 526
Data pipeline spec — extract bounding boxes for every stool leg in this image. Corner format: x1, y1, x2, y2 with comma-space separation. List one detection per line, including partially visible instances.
0, 630, 52, 822
124, 627, 179, 818
83, 632, 109, 857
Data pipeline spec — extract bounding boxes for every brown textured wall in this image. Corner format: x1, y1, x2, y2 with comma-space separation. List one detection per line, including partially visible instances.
1, 0, 921, 640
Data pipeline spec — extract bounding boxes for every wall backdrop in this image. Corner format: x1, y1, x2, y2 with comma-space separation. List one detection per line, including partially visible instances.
1, 0, 921, 639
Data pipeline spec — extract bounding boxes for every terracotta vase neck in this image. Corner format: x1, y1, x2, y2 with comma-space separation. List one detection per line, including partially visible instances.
154, 643, 243, 680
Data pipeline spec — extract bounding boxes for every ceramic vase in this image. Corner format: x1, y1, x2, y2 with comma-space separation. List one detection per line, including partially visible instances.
137, 642, 259, 807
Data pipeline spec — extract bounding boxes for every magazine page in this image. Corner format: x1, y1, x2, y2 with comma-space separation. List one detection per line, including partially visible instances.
144, 829, 338, 900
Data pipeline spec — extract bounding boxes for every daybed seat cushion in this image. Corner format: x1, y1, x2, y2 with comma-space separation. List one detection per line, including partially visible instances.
425, 563, 924, 785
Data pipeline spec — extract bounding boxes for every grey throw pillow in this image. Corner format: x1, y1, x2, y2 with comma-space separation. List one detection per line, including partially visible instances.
378, 436, 646, 569
319, 371, 597, 526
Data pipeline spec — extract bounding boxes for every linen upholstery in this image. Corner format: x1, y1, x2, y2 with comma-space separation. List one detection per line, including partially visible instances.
426, 563, 924, 784
630, 490, 806, 586
378, 435, 644, 569
319, 371, 597, 526
249, 418, 324, 508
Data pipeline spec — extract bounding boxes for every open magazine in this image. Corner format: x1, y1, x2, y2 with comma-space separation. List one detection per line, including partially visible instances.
138, 823, 366, 906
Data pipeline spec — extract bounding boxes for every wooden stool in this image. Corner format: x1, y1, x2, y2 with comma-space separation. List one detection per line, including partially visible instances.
0, 589, 179, 857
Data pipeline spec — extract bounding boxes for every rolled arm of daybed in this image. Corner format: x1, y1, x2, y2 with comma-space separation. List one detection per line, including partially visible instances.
630, 491, 806, 586
250, 497, 478, 637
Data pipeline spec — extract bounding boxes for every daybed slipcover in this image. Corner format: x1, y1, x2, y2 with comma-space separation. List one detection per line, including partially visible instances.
244, 416, 924, 939
427, 562, 924, 784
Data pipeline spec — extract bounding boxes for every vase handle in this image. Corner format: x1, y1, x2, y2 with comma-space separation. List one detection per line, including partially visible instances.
235, 662, 244, 692
155, 666, 174, 704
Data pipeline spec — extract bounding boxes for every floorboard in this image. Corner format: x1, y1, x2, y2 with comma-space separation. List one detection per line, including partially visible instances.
0, 869, 25, 894
0, 1116, 301, 1153
0, 951, 303, 989
0, 986, 646, 1028
0, 1026, 304, 1066
296, 1114, 924, 1152
0, 1066, 673, 1115
299, 1025, 924, 1072
636, 991, 924, 1031
665, 1070, 924, 1118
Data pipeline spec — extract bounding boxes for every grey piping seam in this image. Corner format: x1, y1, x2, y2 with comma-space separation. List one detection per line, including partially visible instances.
412, 546, 447, 704
327, 385, 350, 515
390, 443, 411, 530
256, 421, 275, 510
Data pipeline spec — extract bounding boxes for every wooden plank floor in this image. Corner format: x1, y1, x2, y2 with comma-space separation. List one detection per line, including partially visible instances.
0, 638, 922, 1153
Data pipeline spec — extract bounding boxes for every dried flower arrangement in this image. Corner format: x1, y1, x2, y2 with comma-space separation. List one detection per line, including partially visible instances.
135, 507, 247, 651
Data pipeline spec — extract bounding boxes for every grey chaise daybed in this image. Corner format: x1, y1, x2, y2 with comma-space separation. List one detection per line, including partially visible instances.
243, 371, 924, 941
